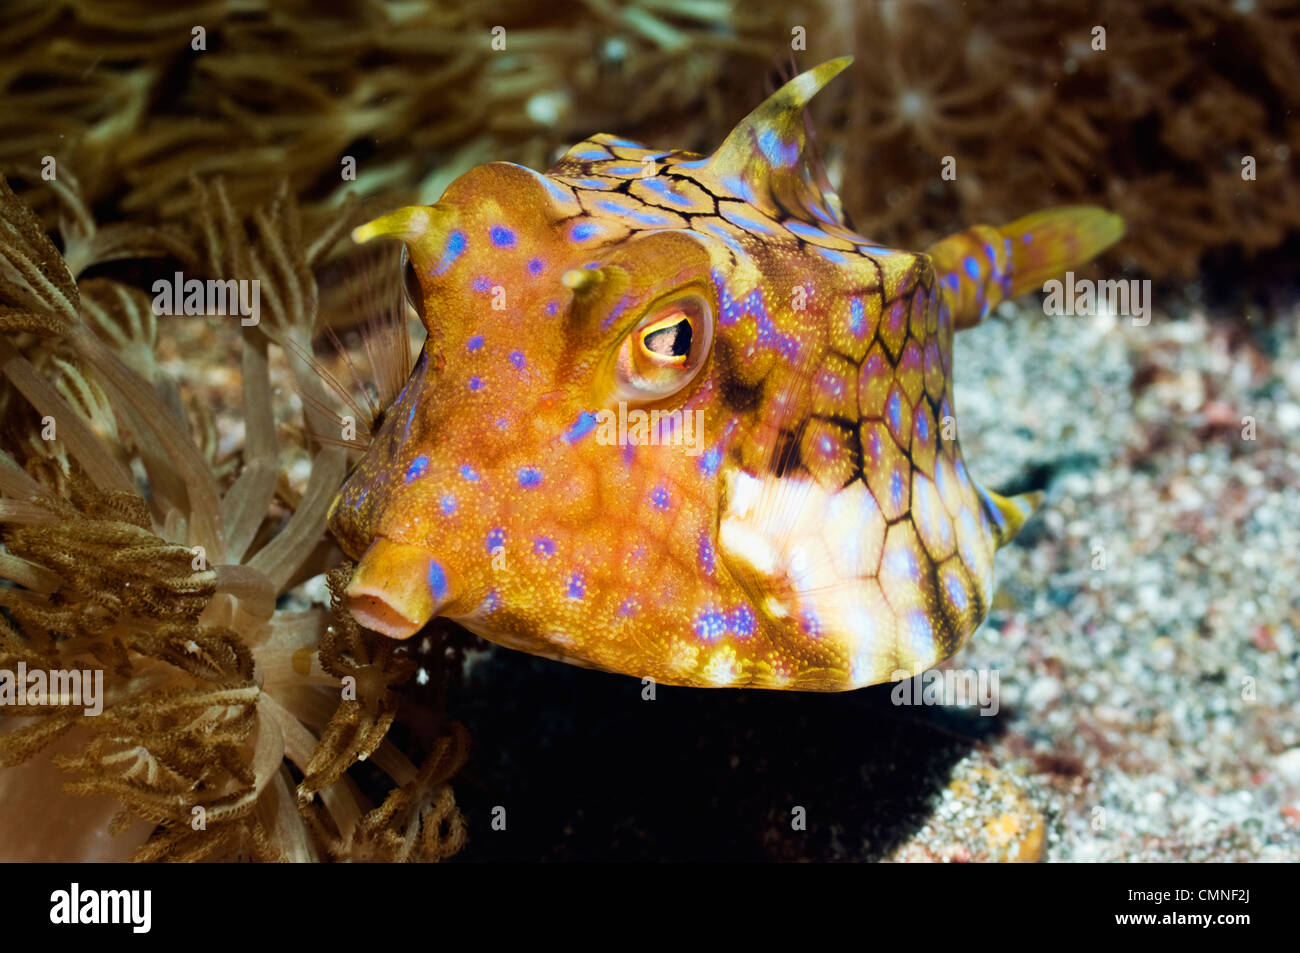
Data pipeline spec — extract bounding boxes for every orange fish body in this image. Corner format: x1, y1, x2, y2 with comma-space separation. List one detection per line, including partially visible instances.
327, 59, 1123, 690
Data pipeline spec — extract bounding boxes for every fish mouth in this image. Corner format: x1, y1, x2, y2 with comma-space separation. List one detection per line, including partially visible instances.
344, 536, 454, 640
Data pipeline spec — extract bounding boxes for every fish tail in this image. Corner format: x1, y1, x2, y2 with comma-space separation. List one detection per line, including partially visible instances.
999, 206, 1127, 298
930, 206, 1125, 329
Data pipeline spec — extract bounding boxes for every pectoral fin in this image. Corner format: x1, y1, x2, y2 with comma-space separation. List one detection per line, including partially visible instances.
978, 486, 1043, 549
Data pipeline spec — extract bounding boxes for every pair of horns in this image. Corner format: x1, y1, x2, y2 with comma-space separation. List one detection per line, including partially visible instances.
352, 56, 855, 253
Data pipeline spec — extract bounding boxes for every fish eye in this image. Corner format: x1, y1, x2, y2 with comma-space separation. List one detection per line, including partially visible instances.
613, 294, 712, 401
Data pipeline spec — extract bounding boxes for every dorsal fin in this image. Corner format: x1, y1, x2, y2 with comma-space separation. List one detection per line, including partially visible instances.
704, 57, 852, 228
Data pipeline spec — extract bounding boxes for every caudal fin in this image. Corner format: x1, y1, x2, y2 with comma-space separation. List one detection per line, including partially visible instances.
928, 206, 1125, 330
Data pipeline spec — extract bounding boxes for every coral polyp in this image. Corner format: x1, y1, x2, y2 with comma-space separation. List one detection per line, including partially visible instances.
0, 176, 464, 862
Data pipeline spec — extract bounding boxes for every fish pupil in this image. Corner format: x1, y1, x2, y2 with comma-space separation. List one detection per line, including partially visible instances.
643, 318, 692, 358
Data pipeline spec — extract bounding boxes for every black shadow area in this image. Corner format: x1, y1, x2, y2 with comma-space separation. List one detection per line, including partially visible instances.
440, 646, 1003, 862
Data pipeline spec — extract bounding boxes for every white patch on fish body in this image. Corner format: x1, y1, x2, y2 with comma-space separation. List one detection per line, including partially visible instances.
718, 469, 915, 684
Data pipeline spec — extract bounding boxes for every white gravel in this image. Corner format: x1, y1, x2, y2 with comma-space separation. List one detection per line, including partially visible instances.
949, 293, 1300, 861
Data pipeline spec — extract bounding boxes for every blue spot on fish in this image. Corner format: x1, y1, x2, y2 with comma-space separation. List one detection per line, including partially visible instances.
757, 127, 795, 166
601, 294, 631, 330
404, 456, 429, 482
890, 469, 907, 510
945, 570, 968, 610
888, 391, 903, 433
434, 230, 466, 276
593, 198, 675, 228
719, 202, 774, 236
427, 561, 449, 601
639, 178, 690, 207
720, 174, 758, 206
728, 605, 756, 638
786, 221, 828, 242
905, 610, 933, 648
564, 411, 597, 444
694, 609, 727, 642
698, 532, 715, 575
890, 545, 919, 582
539, 177, 577, 208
